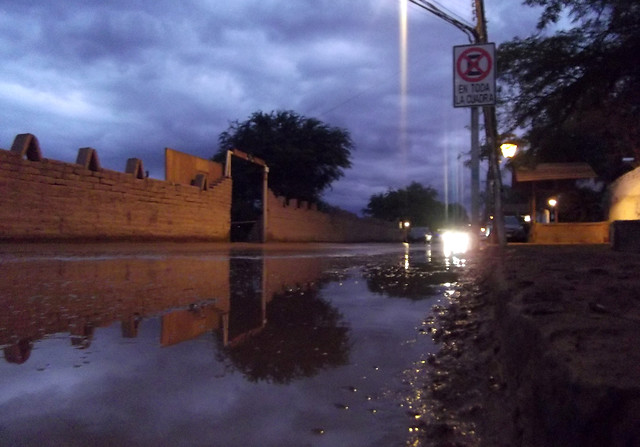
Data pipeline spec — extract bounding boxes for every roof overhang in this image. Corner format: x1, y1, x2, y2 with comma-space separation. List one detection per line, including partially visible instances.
514, 162, 597, 183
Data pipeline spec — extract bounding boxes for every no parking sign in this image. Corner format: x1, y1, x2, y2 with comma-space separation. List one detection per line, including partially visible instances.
453, 43, 496, 107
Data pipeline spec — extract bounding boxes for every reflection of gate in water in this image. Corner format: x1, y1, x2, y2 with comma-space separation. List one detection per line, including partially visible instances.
227, 257, 266, 345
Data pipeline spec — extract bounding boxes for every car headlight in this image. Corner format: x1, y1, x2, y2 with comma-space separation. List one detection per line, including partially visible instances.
441, 230, 470, 256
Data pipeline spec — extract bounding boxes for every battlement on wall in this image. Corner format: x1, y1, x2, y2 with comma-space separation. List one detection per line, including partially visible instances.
270, 194, 319, 212
265, 189, 401, 242
0, 134, 231, 241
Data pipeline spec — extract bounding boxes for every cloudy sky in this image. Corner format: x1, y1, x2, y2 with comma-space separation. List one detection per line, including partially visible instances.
0, 0, 542, 214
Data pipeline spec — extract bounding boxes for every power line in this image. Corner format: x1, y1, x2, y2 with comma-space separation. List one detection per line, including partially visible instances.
316, 1, 477, 119
431, 0, 474, 30
315, 51, 433, 118
408, 0, 477, 43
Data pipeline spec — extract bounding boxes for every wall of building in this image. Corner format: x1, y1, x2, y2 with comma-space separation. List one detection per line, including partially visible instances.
530, 222, 610, 244
0, 134, 231, 241
265, 190, 402, 242
609, 165, 640, 221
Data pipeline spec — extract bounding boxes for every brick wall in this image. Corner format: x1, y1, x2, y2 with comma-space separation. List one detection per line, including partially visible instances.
0, 133, 400, 243
0, 136, 231, 241
266, 190, 402, 242
165, 147, 223, 187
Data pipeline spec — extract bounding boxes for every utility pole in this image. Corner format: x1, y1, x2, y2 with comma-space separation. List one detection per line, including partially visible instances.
408, 0, 506, 246
473, 0, 506, 246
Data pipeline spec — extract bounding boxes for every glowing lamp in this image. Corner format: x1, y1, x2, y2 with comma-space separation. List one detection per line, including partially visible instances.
500, 143, 517, 158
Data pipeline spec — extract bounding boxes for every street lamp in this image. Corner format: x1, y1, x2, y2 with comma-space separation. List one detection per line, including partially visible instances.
500, 143, 517, 159
548, 197, 558, 223
400, 220, 411, 242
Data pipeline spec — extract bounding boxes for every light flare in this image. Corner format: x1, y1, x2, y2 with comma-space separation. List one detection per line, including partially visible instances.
442, 230, 470, 257
399, 0, 408, 163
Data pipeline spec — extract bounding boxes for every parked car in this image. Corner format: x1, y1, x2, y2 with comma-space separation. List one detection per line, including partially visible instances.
504, 215, 527, 242
483, 216, 527, 242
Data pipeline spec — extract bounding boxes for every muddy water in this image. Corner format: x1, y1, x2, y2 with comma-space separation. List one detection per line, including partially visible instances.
0, 243, 466, 447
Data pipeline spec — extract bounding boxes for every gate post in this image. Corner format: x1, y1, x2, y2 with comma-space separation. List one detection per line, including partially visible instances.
262, 166, 269, 243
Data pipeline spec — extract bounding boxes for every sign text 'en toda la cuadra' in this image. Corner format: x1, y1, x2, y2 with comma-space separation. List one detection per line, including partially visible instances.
453, 43, 496, 108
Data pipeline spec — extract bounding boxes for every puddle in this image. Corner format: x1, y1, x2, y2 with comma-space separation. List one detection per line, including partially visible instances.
0, 243, 465, 446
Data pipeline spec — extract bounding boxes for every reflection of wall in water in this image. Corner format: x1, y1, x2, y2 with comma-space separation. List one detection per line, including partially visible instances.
1, 252, 329, 360
262, 256, 324, 298
0, 257, 230, 347
161, 304, 228, 347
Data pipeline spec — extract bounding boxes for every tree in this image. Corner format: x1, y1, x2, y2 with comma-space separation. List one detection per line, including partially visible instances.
498, 0, 640, 181
214, 110, 353, 203
362, 182, 468, 230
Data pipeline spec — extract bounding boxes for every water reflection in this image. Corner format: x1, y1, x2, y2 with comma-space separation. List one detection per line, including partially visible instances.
0, 256, 230, 356
0, 252, 347, 377
364, 245, 460, 299
218, 284, 350, 384
0, 244, 465, 447
3, 338, 32, 364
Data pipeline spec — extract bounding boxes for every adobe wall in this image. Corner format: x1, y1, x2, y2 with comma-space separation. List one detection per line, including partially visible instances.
609, 165, 640, 221
0, 134, 231, 241
165, 147, 223, 187
1, 133, 400, 243
530, 221, 610, 244
605, 166, 640, 251
265, 190, 402, 242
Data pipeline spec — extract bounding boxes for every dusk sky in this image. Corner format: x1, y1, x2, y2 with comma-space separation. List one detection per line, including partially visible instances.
0, 1, 543, 214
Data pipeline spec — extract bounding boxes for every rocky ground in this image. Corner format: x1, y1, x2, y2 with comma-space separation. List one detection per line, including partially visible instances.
414, 244, 640, 447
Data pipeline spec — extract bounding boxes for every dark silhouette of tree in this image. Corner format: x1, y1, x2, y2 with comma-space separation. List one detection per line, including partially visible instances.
557, 186, 607, 222
362, 182, 468, 229
498, 0, 640, 181
214, 110, 353, 203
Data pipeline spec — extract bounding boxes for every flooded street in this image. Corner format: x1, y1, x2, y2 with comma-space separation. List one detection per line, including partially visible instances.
0, 242, 467, 447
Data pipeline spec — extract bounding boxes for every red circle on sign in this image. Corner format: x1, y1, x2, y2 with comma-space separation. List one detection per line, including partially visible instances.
456, 47, 492, 82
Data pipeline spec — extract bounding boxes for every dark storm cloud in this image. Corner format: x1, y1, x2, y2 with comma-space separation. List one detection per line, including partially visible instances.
0, 0, 540, 214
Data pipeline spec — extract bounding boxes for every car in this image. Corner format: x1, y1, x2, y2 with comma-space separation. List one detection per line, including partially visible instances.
483, 216, 527, 242
504, 215, 527, 242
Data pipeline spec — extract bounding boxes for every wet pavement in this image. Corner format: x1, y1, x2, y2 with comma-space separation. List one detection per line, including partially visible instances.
0, 242, 468, 447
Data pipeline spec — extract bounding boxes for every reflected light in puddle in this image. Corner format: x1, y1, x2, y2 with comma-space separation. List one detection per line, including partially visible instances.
404, 243, 410, 270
